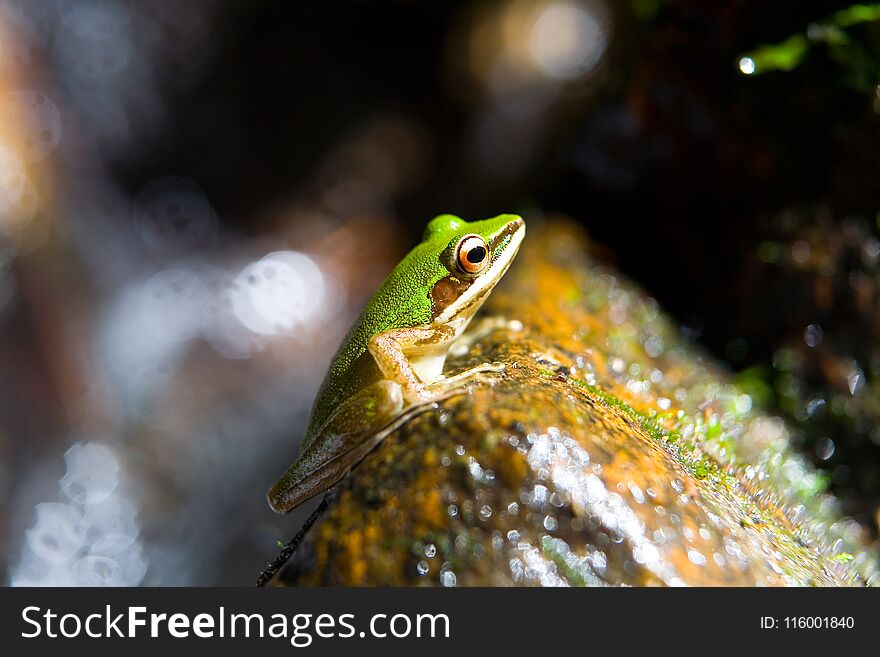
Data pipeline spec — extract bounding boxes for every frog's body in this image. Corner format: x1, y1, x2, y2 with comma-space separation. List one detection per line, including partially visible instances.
267, 214, 525, 513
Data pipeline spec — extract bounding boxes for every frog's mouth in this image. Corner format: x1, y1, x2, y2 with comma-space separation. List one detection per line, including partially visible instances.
433, 218, 525, 326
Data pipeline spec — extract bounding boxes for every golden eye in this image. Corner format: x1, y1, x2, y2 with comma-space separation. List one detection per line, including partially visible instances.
456, 235, 490, 275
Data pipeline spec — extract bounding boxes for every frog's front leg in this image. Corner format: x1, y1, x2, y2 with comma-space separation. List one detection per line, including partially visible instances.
267, 380, 403, 513
369, 325, 504, 404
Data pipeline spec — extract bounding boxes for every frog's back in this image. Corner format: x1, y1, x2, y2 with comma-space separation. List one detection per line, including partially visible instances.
304, 241, 446, 441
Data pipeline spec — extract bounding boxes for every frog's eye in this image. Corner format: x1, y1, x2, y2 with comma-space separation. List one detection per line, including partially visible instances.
456, 234, 490, 275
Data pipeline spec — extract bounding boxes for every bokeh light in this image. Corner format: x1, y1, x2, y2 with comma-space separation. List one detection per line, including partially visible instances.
54, 1, 134, 82
12, 442, 146, 587
529, 1, 609, 81
1, 89, 62, 162
0, 141, 28, 225
231, 251, 329, 337
134, 177, 218, 259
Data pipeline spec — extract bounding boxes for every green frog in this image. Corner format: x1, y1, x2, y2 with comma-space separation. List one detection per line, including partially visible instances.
267, 213, 525, 513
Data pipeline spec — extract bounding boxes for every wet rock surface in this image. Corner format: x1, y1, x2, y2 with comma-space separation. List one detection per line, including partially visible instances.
266, 220, 877, 586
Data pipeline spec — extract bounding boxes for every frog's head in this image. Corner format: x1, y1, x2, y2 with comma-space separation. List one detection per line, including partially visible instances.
424, 213, 525, 326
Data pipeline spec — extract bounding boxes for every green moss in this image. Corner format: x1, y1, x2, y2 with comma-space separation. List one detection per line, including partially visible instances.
691, 460, 710, 480
564, 376, 746, 492
567, 376, 677, 443
541, 535, 592, 587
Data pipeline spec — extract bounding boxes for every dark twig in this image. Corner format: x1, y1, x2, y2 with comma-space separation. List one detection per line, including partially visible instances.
255, 491, 334, 587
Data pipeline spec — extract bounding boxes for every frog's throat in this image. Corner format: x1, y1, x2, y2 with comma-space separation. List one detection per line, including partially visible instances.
434, 221, 525, 326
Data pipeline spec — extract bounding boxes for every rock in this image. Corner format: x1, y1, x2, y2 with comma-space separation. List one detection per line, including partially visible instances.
264, 219, 877, 586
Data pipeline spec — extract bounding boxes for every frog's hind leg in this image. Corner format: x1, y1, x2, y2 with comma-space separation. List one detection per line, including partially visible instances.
267, 380, 403, 514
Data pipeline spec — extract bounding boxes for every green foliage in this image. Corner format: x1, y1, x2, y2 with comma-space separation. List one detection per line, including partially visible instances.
745, 35, 809, 73
835, 4, 880, 26
739, 3, 880, 93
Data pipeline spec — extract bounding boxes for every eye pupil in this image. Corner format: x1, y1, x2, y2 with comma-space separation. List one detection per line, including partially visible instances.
466, 246, 486, 264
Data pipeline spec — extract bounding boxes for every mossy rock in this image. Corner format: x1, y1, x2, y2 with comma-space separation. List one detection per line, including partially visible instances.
264, 219, 877, 586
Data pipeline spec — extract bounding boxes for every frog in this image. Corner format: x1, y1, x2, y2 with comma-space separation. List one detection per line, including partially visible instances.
267, 213, 526, 513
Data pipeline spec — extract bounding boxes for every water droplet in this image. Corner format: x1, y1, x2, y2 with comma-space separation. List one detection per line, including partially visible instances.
644, 335, 664, 358
847, 368, 864, 395
806, 398, 826, 418
440, 569, 457, 587
738, 57, 756, 75
803, 324, 823, 348
734, 394, 752, 415
815, 438, 835, 461
687, 548, 707, 567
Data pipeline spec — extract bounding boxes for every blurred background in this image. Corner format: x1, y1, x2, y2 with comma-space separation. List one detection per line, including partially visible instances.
1, 0, 879, 585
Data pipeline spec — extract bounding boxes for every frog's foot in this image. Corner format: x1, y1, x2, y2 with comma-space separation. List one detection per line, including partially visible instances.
449, 317, 523, 357
436, 361, 506, 386
267, 381, 403, 514
407, 361, 507, 405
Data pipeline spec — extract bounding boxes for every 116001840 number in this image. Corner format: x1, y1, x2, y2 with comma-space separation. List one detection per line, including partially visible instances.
783, 617, 855, 629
